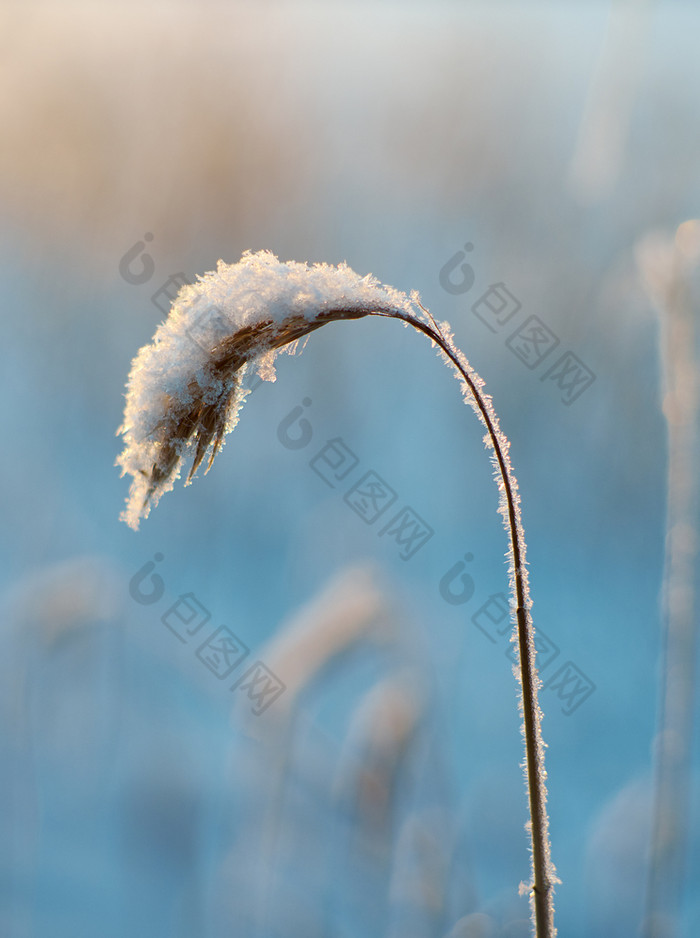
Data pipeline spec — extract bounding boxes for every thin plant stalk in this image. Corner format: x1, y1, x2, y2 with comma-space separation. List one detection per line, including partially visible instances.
638, 227, 699, 938
371, 307, 556, 938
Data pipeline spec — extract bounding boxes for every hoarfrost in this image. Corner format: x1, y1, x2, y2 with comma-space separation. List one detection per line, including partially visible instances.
116, 250, 414, 529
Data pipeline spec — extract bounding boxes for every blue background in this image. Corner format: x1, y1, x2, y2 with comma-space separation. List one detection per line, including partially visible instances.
1, 2, 698, 936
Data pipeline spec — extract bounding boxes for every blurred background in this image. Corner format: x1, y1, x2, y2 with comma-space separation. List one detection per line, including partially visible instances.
1, 1, 699, 936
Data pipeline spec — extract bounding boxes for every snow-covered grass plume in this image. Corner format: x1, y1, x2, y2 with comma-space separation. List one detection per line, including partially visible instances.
117, 250, 413, 530
116, 248, 557, 938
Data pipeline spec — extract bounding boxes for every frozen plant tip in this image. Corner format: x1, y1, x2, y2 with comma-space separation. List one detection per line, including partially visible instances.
116, 249, 557, 937
116, 250, 413, 529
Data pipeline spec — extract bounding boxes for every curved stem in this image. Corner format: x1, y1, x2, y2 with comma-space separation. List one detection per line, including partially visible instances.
367, 307, 557, 937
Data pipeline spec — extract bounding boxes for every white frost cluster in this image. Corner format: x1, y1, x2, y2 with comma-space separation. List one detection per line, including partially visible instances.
117, 250, 416, 528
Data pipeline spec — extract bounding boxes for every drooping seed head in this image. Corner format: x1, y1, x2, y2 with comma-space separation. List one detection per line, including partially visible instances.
116, 250, 415, 528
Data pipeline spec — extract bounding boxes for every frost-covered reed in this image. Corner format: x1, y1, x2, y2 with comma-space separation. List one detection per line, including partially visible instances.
116, 251, 412, 529
116, 249, 557, 937
636, 223, 700, 938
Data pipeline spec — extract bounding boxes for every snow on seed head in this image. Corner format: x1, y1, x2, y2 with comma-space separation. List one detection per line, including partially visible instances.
116, 250, 413, 529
